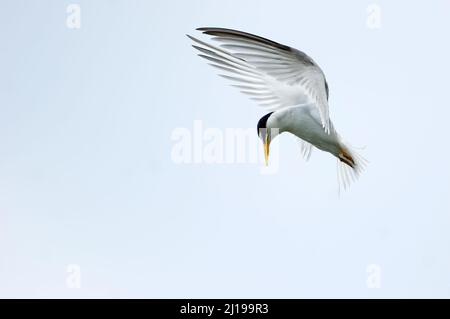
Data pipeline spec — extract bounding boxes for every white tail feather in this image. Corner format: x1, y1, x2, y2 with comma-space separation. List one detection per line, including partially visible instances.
337, 144, 368, 194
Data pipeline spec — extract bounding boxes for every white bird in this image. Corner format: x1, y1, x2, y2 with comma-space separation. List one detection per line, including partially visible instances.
188, 27, 366, 189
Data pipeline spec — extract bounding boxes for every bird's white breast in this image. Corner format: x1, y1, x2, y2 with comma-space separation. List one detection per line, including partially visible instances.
269, 104, 341, 156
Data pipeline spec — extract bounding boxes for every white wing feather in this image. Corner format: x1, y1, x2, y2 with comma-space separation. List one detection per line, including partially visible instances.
298, 139, 313, 161
188, 28, 331, 133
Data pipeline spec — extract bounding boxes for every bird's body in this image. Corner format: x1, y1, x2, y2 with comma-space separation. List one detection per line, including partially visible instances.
188, 27, 366, 189
269, 104, 341, 156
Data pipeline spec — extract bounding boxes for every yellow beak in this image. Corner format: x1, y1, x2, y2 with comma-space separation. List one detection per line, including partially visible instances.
264, 136, 270, 166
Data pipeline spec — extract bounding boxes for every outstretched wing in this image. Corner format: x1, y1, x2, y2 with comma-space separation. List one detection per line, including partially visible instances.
188, 27, 331, 133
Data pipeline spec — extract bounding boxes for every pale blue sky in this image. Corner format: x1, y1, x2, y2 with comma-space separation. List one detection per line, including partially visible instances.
0, 0, 449, 298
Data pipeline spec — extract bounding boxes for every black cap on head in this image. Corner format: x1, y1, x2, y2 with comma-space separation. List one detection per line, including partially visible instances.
257, 112, 274, 139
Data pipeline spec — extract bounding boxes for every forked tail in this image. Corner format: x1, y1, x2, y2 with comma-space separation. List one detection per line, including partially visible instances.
337, 142, 368, 192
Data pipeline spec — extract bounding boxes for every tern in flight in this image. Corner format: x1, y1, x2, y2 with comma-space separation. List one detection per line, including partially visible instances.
187, 28, 366, 189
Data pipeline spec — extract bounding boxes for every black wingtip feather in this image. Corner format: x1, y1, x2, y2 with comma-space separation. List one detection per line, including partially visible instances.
196, 27, 292, 52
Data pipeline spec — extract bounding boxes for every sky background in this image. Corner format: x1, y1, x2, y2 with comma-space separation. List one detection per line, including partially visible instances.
1, 0, 449, 298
